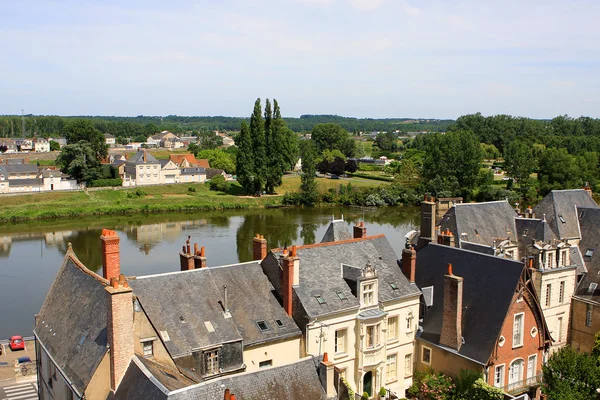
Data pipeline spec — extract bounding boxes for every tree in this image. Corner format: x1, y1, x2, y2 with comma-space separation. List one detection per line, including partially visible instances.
538, 148, 580, 192
209, 175, 230, 192
197, 130, 223, 150
299, 142, 319, 205
542, 345, 600, 400
236, 121, 254, 194
374, 132, 398, 152
250, 99, 267, 193
197, 149, 235, 174
310, 123, 357, 158
49, 140, 61, 151
504, 140, 536, 182
63, 118, 108, 160
56, 143, 102, 182
317, 149, 346, 175
480, 143, 500, 160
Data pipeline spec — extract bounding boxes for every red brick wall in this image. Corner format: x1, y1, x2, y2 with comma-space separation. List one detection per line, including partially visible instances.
487, 291, 544, 388
107, 284, 134, 391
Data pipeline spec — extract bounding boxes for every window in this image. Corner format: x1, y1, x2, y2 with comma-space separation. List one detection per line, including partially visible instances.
142, 340, 153, 357
204, 349, 220, 375
386, 354, 397, 382
559, 215, 566, 223
362, 283, 374, 306
404, 354, 412, 377
387, 316, 398, 341
545, 284, 552, 307
547, 252, 555, 268
335, 329, 347, 354
406, 312, 414, 332
559, 281, 565, 303
527, 355, 537, 384
421, 347, 431, 365
336, 291, 347, 301
508, 359, 524, 388
585, 249, 595, 258
256, 321, 270, 331
259, 360, 272, 368
494, 365, 505, 388
366, 324, 379, 348
390, 282, 398, 290
275, 319, 284, 327
588, 283, 598, 294
587, 304, 593, 327
315, 295, 326, 305
557, 317, 563, 342
513, 313, 524, 347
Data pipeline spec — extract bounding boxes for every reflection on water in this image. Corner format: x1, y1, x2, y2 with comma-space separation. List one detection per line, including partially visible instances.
0, 206, 419, 338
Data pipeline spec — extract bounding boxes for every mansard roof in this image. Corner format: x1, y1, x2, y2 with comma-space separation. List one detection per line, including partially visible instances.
533, 189, 598, 240
575, 207, 600, 301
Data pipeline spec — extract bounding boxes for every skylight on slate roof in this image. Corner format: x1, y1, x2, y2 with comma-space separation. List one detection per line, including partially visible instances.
559, 215, 566, 223
586, 249, 595, 258
315, 295, 326, 305
256, 320, 270, 332
390, 282, 399, 290
579, 210, 587, 219
336, 291, 347, 300
275, 319, 284, 327
77, 331, 88, 347
588, 283, 598, 294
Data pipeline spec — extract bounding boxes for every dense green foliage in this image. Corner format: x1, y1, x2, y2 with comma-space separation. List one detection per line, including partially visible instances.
209, 175, 230, 192
49, 140, 60, 151
64, 118, 108, 160
542, 345, 600, 400
195, 149, 236, 174
407, 369, 503, 400
310, 123, 357, 158
88, 178, 123, 188
236, 121, 255, 194
374, 131, 399, 152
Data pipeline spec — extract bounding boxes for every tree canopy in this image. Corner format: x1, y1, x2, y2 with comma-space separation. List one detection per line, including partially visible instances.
310, 123, 357, 158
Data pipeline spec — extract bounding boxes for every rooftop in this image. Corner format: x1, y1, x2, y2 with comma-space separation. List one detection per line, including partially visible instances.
533, 189, 598, 239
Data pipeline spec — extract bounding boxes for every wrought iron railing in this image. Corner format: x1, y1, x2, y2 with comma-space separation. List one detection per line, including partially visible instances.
502, 372, 542, 395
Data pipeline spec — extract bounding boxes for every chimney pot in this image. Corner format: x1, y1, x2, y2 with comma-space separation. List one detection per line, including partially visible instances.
230, 395, 236, 400
448, 263, 453, 275
440, 266, 463, 351
252, 234, 268, 261
200, 246, 205, 257
323, 352, 329, 362
194, 243, 198, 254
101, 230, 121, 281
224, 389, 231, 400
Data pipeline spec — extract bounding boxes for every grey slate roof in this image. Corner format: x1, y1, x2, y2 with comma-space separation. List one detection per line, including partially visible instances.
206, 168, 225, 179
267, 234, 420, 319
127, 150, 160, 165
115, 357, 327, 400
181, 167, 206, 176
129, 261, 300, 356
320, 220, 352, 243
533, 189, 598, 239
515, 217, 557, 255
574, 208, 600, 301
1, 163, 39, 174
415, 244, 524, 365
9, 178, 43, 187
35, 254, 109, 395
440, 201, 518, 247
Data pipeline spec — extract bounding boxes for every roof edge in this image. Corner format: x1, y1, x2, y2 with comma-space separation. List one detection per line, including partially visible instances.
271, 234, 386, 253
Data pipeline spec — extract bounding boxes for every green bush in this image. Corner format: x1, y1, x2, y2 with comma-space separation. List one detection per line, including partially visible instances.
88, 178, 123, 187
358, 163, 384, 172
126, 188, 147, 198
420, 372, 454, 400
188, 186, 196, 193
209, 175, 230, 192
348, 172, 395, 182
361, 392, 369, 400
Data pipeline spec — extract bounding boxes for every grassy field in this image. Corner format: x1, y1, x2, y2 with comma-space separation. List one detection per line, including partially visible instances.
0, 175, 386, 223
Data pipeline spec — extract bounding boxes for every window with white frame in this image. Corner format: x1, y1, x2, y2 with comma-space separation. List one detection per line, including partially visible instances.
362, 282, 375, 306
508, 359, 524, 387
366, 324, 379, 348
494, 364, 505, 388
421, 346, 431, 365
527, 354, 537, 384
387, 316, 398, 341
547, 251, 555, 268
142, 340, 154, 357
513, 313, 524, 347
559, 281, 565, 304
406, 311, 414, 332
386, 354, 397, 382
335, 329, 347, 354
587, 304, 593, 327
204, 349, 220, 375
545, 284, 552, 307
404, 354, 412, 377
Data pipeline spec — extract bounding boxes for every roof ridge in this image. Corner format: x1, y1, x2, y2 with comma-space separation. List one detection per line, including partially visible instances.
426, 243, 524, 265
135, 261, 259, 280
271, 234, 385, 253
456, 200, 509, 206
67, 250, 109, 285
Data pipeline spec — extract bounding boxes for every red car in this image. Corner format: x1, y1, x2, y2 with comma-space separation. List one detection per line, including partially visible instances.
9, 336, 25, 351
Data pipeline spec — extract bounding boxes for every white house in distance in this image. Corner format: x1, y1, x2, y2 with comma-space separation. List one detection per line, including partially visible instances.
124, 150, 161, 186
34, 138, 50, 152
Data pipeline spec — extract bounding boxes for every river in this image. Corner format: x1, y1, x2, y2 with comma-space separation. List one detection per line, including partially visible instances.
0, 206, 420, 339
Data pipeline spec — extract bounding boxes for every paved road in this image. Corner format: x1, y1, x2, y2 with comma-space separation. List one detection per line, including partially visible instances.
0, 382, 38, 400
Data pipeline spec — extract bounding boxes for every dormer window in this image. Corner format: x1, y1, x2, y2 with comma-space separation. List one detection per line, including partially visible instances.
362, 282, 376, 306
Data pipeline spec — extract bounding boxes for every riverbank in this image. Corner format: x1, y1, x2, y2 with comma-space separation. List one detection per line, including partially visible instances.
0, 175, 386, 223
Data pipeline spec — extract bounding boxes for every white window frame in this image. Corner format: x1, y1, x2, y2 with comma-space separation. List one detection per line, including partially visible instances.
587, 304, 593, 327
513, 313, 524, 348
545, 284, 552, 307
366, 324, 379, 348
335, 329, 347, 355
387, 316, 398, 341
421, 346, 432, 365
557, 316, 563, 342
204, 349, 220, 375
386, 354, 397, 383
406, 311, 414, 332
404, 353, 412, 377
362, 282, 375, 306
508, 358, 524, 388
142, 340, 154, 357
494, 364, 505, 388
527, 354, 537, 384
559, 281, 565, 304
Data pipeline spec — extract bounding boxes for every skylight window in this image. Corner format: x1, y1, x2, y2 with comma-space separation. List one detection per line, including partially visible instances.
77, 332, 88, 347
336, 291, 347, 300
275, 319, 284, 327
315, 295, 326, 305
390, 282, 399, 290
579, 210, 587, 219
559, 215, 566, 224
586, 249, 595, 258
588, 283, 598, 294
256, 321, 270, 331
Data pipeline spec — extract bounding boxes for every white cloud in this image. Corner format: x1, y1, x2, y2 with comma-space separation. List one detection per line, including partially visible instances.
401, 1, 420, 17
349, 0, 382, 11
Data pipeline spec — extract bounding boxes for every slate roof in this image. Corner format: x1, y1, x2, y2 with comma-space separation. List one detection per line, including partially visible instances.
415, 244, 524, 365
320, 220, 352, 243
574, 208, 600, 301
206, 168, 225, 179
267, 233, 420, 319
35, 253, 109, 395
114, 357, 327, 400
533, 189, 598, 239
127, 150, 160, 165
440, 201, 518, 247
8, 178, 43, 187
129, 261, 300, 357
515, 217, 557, 255
0, 163, 39, 174
181, 167, 206, 176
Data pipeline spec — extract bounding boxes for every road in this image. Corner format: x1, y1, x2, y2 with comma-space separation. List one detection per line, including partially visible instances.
0, 382, 38, 400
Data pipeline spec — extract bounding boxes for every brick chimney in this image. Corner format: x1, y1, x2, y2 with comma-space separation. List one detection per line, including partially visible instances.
418, 195, 436, 250
252, 234, 267, 261
224, 389, 231, 400
318, 352, 336, 397
353, 222, 367, 239
179, 236, 194, 271
437, 228, 455, 247
440, 263, 463, 351
106, 274, 134, 392
101, 229, 121, 281
401, 246, 416, 283
583, 182, 593, 198
282, 245, 299, 316
194, 244, 207, 269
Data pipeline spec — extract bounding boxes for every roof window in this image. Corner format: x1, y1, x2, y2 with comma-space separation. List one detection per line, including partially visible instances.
336, 291, 347, 301
315, 295, 326, 305
579, 210, 587, 219
275, 319, 284, 327
390, 282, 399, 290
77, 331, 88, 347
588, 283, 598, 294
256, 320, 270, 332
559, 215, 566, 224
586, 249, 595, 258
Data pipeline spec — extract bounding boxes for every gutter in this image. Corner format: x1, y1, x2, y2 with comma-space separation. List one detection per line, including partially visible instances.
416, 336, 486, 367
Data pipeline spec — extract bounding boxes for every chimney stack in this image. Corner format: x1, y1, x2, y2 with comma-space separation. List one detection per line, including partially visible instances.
439, 263, 463, 351
318, 352, 336, 397
194, 245, 207, 269
179, 237, 195, 271
252, 234, 267, 261
437, 228, 455, 247
106, 274, 134, 392
353, 221, 367, 239
418, 195, 436, 250
101, 229, 121, 281
401, 246, 417, 283
224, 389, 231, 400
282, 245, 299, 316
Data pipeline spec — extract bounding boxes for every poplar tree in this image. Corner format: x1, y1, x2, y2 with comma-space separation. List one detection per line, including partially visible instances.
236, 121, 254, 194
265, 99, 286, 193
250, 98, 266, 194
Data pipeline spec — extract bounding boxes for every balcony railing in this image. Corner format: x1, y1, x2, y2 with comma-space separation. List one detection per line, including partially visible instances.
502, 373, 542, 395
362, 345, 384, 367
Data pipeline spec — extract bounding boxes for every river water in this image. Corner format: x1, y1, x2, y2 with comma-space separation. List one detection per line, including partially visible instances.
0, 206, 419, 339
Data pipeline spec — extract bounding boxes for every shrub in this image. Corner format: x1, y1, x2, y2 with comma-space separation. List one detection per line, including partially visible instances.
420, 372, 454, 400
88, 178, 123, 187
361, 392, 369, 400
126, 188, 147, 198
188, 186, 196, 193
209, 175, 230, 192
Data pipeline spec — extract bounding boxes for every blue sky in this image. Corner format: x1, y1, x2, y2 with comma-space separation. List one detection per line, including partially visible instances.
1, 0, 599, 119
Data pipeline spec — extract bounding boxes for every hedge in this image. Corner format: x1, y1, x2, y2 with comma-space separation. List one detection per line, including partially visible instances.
88, 178, 123, 187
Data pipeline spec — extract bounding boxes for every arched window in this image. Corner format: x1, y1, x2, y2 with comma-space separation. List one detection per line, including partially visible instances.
508, 359, 524, 389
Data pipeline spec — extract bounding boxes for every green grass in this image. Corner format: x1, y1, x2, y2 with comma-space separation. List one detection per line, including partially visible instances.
0, 175, 384, 223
